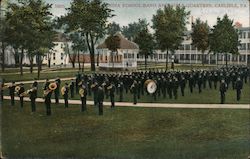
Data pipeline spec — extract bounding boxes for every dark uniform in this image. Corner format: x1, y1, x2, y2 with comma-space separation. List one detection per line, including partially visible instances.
97, 86, 104, 115
130, 81, 137, 105
173, 77, 179, 99
179, 76, 186, 96
18, 84, 25, 108
70, 79, 75, 98
117, 82, 124, 102
44, 89, 52, 116
43, 79, 50, 90
235, 77, 243, 101
62, 84, 69, 108
9, 82, 16, 106
219, 80, 227, 104
54, 78, 61, 104
79, 85, 87, 112
30, 87, 37, 112
108, 83, 115, 108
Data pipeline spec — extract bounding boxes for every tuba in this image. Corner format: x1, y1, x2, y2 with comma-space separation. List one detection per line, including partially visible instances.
79, 88, 85, 97
15, 86, 21, 94
144, 79, 157, 94
20, 87, 36, 97
49, 82, 57, 91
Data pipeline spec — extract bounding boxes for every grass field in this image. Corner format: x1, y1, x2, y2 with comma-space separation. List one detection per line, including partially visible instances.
4, 79, 250, 104
1, 100, 249, 159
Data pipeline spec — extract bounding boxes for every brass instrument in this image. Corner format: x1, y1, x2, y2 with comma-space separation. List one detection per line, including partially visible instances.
79, 88, 85, 97
20, 87, 36, 97
61, 86, 66, 96
49, 82, 57, 90
15, 86, 21, 94
91, 83, 96, 88
2, 84, 10, 90
78, 81, 83, 86
107, 85, 112, 90
144, 79, 157, 94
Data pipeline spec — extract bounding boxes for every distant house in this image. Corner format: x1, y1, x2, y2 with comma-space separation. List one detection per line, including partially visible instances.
96, 32, 139, 69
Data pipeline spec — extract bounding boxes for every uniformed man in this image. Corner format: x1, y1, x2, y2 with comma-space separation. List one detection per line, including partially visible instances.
70, 79, 75, 98
43, 79, 50, 90
173, 77, 179, 99
117, 81, 124, 102
130, 80, 138, 105
219, 79, 227, 104
61, 83, 69, 108
75, 72, 81, 94
17, 83, 25, 108
91, 81, 98, 107
97, 85, 104, 115
44, 87, 52, 116
188, 74, 194, 93
179, 75, 186, 96
197, 74, 203, 93
9, 82, 16, 106
235, 77, 243, 101
54, 77, 61, 104
29, 85, 37, 112
79, 85, 87, 112
108, 82, 115, 108
167, 78, 173, 99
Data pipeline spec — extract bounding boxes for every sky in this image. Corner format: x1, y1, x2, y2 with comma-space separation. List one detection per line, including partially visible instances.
46, 0, 249, 30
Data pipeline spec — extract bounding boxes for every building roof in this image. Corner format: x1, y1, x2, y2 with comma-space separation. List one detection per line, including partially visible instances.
97, 32, 139, 50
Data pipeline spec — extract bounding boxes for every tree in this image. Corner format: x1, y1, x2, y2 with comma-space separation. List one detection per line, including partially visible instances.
59, 0, 114, 71
134, 28, 154, 70
105, 34, 121, 69
209, 14, 240, 68
107, 22, 121, 35
0, 13, 9, 72
152, 5, 190, 70
122, 19, 148, 41
70, 32, 87, 71
191, 19, 210, 66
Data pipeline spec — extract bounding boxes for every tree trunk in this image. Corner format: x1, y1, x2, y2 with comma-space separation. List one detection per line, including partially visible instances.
97, 52, 99, 66
82, 59, 85, 72
48, 54, 51, 68
165, 50, 169, 70
29, 56, 34, 73
37, 55, 43, 79
1, 45, 5, 72
19, 48, 24, 76
201, 51, 205, 66
225, 53, 228, 68
145, 54, 148, 70
13, 48, 19, 67
86, 33, 95, 72
78, 50, 81, 71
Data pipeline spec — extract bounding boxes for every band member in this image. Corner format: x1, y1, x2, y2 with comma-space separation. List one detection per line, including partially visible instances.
97, 85, 104, 115
32, 79, 38, 88
173, 77, 179, 99
235, 77, 243, 101
17, 83, 25, 108
29, 86, 37, 112
75, 72, 81, 94
179, 76, 186, 96
43, 79, 50, 90
130, 80, 137, 105
219, 79, 227, 104
44, 87, 53, 116
79, 85, 87, 112
61, 83, 69, 108
9, 82, 16, 106
70, 79, 75, 98
91, 81, 98, 107
54, 78, 61, 104
108, 82, 115, 108
117, 81, 124, 102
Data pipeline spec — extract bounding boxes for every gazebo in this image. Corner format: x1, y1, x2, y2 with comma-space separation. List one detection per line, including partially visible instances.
96, 32, 139, 70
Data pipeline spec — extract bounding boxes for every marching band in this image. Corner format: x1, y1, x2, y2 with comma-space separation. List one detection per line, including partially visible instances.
1, 66, 250, 116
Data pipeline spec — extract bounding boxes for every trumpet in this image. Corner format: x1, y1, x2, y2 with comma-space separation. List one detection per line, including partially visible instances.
2, 84, 10, 90
20, 88, 35, 97
79, 88, 85, 97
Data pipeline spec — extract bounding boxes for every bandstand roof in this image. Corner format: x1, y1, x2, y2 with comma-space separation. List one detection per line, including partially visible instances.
97, 32, 139, 50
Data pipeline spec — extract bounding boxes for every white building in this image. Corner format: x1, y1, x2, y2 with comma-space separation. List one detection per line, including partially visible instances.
97, 32, 139, 69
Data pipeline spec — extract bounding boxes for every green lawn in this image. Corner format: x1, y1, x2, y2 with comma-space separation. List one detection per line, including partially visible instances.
4, 80, 250, 104
1, 100, 249, 159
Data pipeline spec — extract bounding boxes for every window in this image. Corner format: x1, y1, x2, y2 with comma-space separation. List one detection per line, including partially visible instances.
191, 45, 196, 50
137, 54, 139, 59
248, 32, 250, 39
124, 53, 127, 59
163, 54, 167, 59
248, 43, 250, 50
185, 44, 190, 50
191, 54, 195, 60
159, 54, 163, 59
53, 53, 56, 60
240, 43, 246, 50
185, 54, 190, 60
61, 53, 64, 60
179, 45, 184, 50
180, 54, 184, 60
242, 32, 246, 39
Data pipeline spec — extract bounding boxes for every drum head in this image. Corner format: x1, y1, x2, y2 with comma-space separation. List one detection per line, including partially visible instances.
147, 81, 157, 94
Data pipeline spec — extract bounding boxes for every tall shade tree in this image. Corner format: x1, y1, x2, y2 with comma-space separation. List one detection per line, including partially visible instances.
105, 35, 121, 69
107, 22, 121, 35
209, 14, 240, 68
152, 5, 190, 70
70, 32, 87, 71
122, 19, 148, 41
59, 0, 114, 71
191, 19, 210, 66
0, 14, 8, 72
134, 28, 155, 70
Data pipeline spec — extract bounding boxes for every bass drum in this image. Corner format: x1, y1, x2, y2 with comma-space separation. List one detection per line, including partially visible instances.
146, 80, 157, 94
